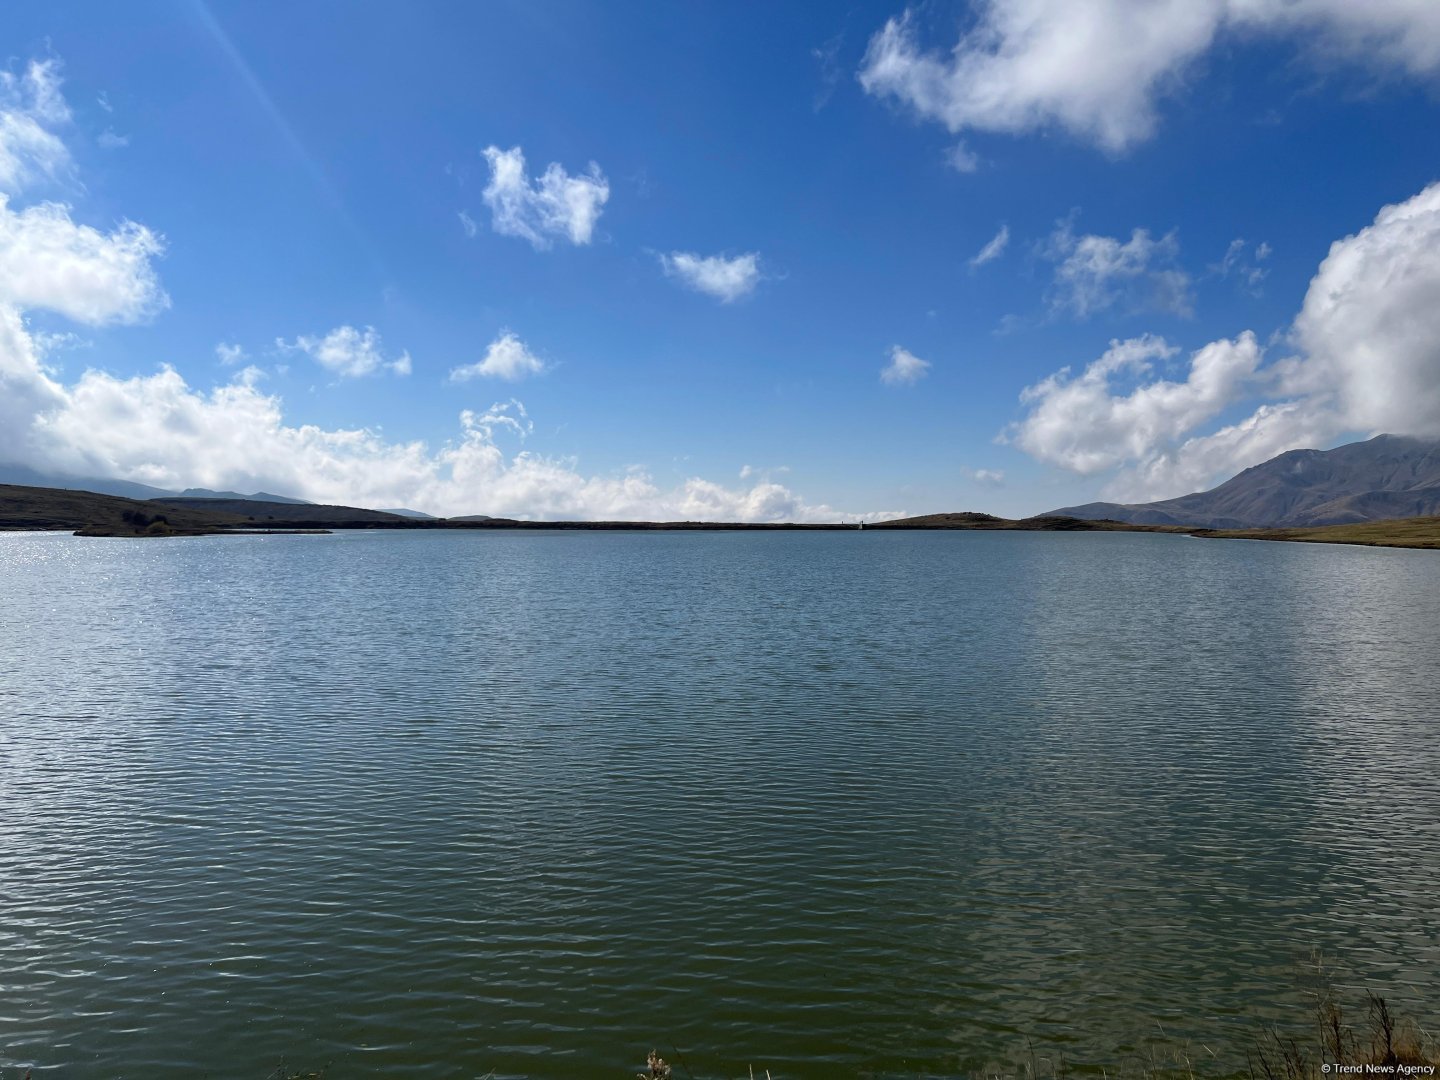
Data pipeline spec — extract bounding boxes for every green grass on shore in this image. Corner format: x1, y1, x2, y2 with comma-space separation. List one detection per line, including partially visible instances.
1197, 516, 1440, 549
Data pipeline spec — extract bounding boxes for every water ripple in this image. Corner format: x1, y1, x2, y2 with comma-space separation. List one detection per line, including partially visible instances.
2, 530, 1438, 1078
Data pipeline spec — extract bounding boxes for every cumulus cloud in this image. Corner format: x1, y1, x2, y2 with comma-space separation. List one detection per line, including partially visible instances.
0, 58, 72, 192
970, 224, 1010, 268
449, 332, 547, 382
3, 281, 899, 519
859, 2, 1440, 153
1109, 400, 1337, 501
481, 145, 609, 249
97, 129, 129, 150
1046, 220, 1192, 318
0, 196, 166, 323
1008, 332, 1260, 474
278, 325, 411, 378
658, 251, 761, 302
1008, 181, 1440, 501
1286, 181, 1440, 437
6, 358, 899, 521
880, 345, 932, 385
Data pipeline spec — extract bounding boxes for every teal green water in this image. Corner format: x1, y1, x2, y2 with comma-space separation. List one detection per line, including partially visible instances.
2, 529, 1437, 1078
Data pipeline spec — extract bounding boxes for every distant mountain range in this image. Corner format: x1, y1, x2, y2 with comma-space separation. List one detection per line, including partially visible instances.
177, 487, 310, 504
0, 465, 312, 506
1049, 434, 1440, 528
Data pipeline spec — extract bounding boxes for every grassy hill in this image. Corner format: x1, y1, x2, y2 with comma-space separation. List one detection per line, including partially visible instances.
0, 484, 248, 535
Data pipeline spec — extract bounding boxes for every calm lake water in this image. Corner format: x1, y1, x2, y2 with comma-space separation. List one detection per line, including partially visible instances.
2, 529, 1438, 1079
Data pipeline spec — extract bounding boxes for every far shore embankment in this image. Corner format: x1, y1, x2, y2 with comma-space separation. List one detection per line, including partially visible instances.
3, 482, 1439, 548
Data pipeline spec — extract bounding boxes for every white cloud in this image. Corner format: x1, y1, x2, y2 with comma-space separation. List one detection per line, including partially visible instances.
5, 355, 900, 521
0, 68, 165, 328
0, 196, 166, 324
481, 145, 609, 249
449, 332, 547, 382
1008, 181, 1440, 502
1105, 400, 1336, 501
97, 129, 128, 150
0, 305, 66, 463
458, 210, 477, 238
880, 345, 932, 385
0, 59, 71, 192
3, 292, 898, 519
215, 342, 247, 366
658, 251, 761, 303
944, 141, 980, 173
970, 224, 1010, 268
278, 325, 411, 379
858, 2, 1440, 153
1286, 180, 1440, 437
1007, 332, 1261, 474
1046, 220, 1193, 318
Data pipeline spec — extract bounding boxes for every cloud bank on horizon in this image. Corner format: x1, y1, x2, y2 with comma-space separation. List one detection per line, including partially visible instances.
2, 2, 1440, 519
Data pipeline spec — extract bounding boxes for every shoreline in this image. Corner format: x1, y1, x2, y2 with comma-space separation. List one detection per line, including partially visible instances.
3, 482, 1438, 549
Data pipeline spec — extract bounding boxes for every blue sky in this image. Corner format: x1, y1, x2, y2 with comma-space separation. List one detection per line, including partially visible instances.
4, 1, 1440, 519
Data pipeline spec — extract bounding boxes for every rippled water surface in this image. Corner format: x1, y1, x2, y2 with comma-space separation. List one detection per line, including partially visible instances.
3, 529, 1439, 1078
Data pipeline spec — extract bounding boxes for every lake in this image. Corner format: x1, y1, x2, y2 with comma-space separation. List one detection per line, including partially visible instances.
2, 529, 1438, 1078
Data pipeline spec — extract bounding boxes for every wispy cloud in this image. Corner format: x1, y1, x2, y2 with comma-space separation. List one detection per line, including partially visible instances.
880, 345, 931, 385
1045, 219, 1193, 319
481, 145, 609, 250
812, 31, 845, 111
658, 251, 761, 303
969, 224, 1009, 269
0, 58, 73, 192
944, 141, 979, 174
963, 466, 1005, 486
215, 342, 246, 366
1211, 237, 1270, 295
